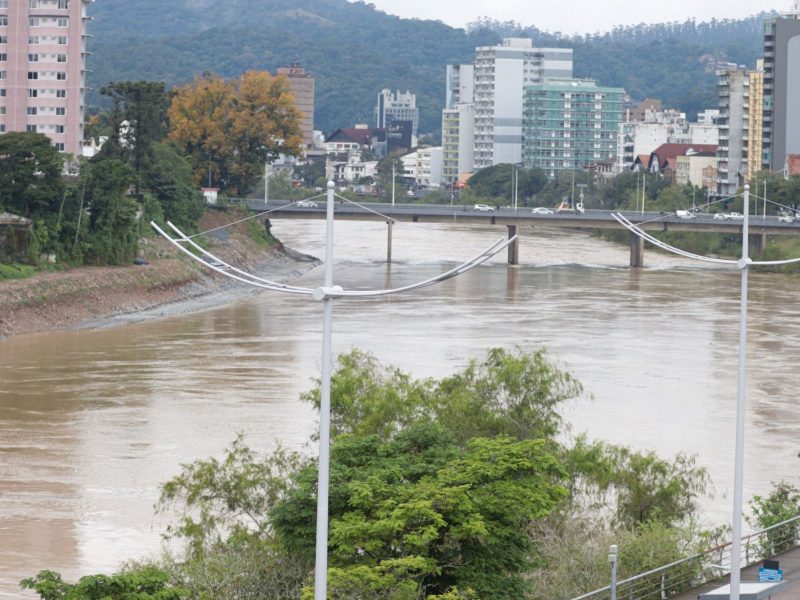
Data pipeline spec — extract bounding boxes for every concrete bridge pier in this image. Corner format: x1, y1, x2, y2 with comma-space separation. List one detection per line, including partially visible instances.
386, 220, 393, 263
750, 231, 767, 257
507, 225, 519, 265
630, 231, 644, 268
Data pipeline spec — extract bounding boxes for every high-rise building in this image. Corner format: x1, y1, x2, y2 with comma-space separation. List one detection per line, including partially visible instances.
762, 3, 800, 171
473, 38, 572, 169
716, 64, 765, 195
441, 103, 474, 183
0, 0, 92, 155
374, 88, 419, 140
276, 62, 315, 148
522, 79, 623, 179
445, 64, 473, 109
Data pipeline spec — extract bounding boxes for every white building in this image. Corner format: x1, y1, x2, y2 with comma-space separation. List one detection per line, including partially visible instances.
473, 38, 573, 169
415, 146, 443, 188
445, 64, 474, 109
617, 108, 719, 172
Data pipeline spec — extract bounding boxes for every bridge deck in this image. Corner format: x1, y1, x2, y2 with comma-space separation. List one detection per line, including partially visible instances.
670, 546, 800, 600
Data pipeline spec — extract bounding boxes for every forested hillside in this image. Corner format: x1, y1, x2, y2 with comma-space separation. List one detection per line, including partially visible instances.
86, 0, 769, 134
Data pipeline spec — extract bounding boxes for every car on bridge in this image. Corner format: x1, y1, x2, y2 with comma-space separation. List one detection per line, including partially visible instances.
473, 204, 495, 212
531, 207, 554, 215
296, 200, 318, 208
676, 210, 696, 219
713, 212, 744, 220
778, 214, 795, 223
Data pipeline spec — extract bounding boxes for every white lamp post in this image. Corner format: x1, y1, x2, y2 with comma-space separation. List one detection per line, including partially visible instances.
153, 181, 515, 599
613, 185, 800, 600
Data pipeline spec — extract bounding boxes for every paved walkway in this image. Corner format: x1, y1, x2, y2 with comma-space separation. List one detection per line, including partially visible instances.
670, 547, 800, 599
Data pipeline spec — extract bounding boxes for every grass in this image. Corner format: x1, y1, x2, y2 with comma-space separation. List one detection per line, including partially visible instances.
0, 263, 37, 281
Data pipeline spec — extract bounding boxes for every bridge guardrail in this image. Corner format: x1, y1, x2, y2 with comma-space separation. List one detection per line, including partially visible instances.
571, 515, 800, 600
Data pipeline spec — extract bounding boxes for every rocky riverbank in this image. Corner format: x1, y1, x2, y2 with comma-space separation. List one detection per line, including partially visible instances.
0, 212, 320, 339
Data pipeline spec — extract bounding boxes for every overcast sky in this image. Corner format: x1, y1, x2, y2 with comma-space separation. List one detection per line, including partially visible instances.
364, 0, 785, 34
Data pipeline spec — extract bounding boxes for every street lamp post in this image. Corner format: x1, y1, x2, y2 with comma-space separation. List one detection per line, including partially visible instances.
609, 544, 618, 600
152, 182, 516, 600
611, 185, 800, 600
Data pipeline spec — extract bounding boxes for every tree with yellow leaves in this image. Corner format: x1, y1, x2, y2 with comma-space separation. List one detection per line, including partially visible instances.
168, 71, 302, 196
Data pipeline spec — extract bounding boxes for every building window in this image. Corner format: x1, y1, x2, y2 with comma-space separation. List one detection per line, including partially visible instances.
55, 142, 65, 151
57, 54, 66, 62
28, 53, 39, 62
0, 107, 5, 115
56, 89, 65, 98
0, 1, 7, 7
28, 36, 39, 44
55, 124, 64, 133
0, 124, 5, 132
28, 89, 37, 97
27, 107, 37, 115
28, 71, 37, 79
0, 17, 7, 26
0, 71, 5, 80
57, 17, 68, 27
56, 72, 66, 80
55, 106, 65, 115
0, 53, 5, 61
29, 0, 38, 7
28, 17, 40, 27
58, 0, 68, 8
0, 89, 5, 96
27, 124, 37, 132
57, 36, 67, 44
0, 36, 6, 44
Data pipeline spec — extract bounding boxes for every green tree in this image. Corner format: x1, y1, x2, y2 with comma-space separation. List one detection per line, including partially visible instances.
146, 142, 204, 229
0, 132, 64, 218
747, 481, 800, 556
301, 347, 583, 446
21, 566, 186, 599
271, 424, 567, 598
82, 158, 140, 265
467, 164, 547, 204
100, 81, 170, 197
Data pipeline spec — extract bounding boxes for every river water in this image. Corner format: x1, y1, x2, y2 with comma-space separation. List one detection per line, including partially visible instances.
2, 219, 800, 596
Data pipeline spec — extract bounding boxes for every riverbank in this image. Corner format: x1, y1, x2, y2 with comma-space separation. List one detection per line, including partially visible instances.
0, 212, 320, 339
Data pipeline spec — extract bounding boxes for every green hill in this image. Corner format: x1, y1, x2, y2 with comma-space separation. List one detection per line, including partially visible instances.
86, 0, 769, 134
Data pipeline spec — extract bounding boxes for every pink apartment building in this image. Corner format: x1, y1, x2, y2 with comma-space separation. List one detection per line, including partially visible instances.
0, 0, 91, 155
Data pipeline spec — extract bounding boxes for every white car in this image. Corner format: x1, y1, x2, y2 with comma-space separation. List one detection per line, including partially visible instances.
675, 210, 696, 219
474, 204, 495, 212
728, 212, 744, 220
296, 200, 318, 208
778, 214, 794, 223
531, 207, 554, 215
713, 212, 729, 220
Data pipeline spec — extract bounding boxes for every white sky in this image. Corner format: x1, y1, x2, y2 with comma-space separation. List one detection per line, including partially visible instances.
364, 0, 785, 34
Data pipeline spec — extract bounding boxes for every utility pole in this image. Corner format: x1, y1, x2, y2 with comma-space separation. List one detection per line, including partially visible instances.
392, 161, 396, 207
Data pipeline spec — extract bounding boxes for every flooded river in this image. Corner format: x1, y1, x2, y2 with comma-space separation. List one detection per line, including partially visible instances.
1, 218, 799, 596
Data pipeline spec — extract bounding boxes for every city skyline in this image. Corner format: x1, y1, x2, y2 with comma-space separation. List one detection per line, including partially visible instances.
366, 0, 782, 34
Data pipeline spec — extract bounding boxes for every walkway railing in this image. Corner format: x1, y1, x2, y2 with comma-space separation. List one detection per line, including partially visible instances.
572, 515, 800, 600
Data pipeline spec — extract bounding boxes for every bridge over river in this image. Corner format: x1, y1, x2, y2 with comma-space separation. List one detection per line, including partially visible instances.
244, 200, 800, 267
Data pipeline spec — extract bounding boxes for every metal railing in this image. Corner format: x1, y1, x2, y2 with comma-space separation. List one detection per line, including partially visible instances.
572, 515, 800, 600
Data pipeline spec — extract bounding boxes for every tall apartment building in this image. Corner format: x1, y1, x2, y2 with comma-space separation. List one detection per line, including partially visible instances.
716, 67, 752, 195
276, 62, 314, 148
374, 88, 419, 139
473, 38, 572, 169
746, 63, 765, 179
762, 2, 800, 171
442, 63, 475, 183
522, 78, 623, 178
445, 63, 473, 109
0, 0, 91, 155
441, 103, 474, 183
